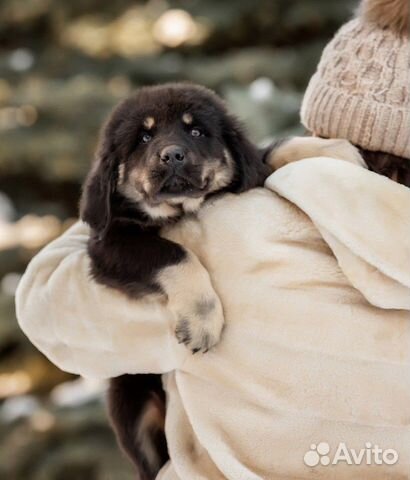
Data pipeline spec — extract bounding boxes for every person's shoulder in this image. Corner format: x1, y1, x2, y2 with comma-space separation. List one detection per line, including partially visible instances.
201, 187, 301, 226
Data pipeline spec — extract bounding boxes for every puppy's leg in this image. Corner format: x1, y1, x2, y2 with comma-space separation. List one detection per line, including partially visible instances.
267, 136, 367, 170
90, 225, 224, 476
90, 226, 225, 353
158, 251, 225, 353
109, 375, 167, 480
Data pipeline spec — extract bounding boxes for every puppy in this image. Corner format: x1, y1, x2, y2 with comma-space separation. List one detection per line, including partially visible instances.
80, 83, 365, 478
80, 83, 270, 479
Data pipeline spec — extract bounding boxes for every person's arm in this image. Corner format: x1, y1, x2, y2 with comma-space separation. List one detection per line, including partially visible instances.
16, 222, 187, 379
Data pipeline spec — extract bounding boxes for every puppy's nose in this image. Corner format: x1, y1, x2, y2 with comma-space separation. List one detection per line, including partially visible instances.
160, 145, 185, 166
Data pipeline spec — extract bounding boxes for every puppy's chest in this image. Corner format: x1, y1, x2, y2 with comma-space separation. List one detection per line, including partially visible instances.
143, 196, 205, 223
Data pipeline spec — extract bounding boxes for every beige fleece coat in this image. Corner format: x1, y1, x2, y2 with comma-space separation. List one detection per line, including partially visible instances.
16, 157, 410, 479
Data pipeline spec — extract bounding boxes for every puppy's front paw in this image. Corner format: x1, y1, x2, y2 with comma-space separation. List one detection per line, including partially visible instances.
158, 252, 225, 354
174, 294, 224, 353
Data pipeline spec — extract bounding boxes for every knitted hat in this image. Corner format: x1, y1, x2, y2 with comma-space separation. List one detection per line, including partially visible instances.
301, 0, 410, 159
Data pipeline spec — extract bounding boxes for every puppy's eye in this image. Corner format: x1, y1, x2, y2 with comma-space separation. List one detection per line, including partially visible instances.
142, 133, 152, 143
191, 128, 202, 137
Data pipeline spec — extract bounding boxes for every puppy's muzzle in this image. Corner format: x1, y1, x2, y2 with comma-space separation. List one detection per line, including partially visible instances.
156, 145, 205, 196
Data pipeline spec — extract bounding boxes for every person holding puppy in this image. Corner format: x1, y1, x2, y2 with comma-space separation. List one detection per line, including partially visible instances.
16, 0, 410, 478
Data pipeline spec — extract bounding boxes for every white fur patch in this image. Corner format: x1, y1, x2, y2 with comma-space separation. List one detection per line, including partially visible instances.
140, 201, 180, 220
182, 197, 205, 213
168, 196, 205, 214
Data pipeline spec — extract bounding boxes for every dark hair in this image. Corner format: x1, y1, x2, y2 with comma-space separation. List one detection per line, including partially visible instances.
307, 130, 410, 188
359, 149, 410, 188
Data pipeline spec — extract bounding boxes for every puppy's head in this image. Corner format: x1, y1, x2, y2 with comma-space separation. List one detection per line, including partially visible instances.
81, 83, 264, 234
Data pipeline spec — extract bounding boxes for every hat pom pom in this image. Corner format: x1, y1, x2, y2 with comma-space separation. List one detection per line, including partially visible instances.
358, 0, 409, 34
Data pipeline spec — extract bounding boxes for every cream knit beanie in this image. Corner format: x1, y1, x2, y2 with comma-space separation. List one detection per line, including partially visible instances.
301, 0, 410, 159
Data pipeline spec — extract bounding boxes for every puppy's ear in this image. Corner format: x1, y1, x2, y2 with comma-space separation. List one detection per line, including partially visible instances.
222, 115, 269, 192
80, 135, 119, 238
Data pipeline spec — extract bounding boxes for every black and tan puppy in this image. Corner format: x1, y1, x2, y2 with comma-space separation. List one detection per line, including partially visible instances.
80, 82, 365, 478
80, 83, 270, 479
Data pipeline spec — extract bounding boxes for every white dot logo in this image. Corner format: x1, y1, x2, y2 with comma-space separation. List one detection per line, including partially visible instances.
304, 442, 331, 467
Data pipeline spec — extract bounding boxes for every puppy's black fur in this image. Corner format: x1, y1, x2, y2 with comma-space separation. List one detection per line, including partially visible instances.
80, 83, 270, 479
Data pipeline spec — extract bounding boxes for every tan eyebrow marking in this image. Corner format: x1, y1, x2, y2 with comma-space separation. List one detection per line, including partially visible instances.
143, 116, 155, 129
182, 113, 193, 125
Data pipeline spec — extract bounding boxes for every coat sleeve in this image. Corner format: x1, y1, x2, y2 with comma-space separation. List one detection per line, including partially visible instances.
15, 222, 187, 379
266, 157, 410, 310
